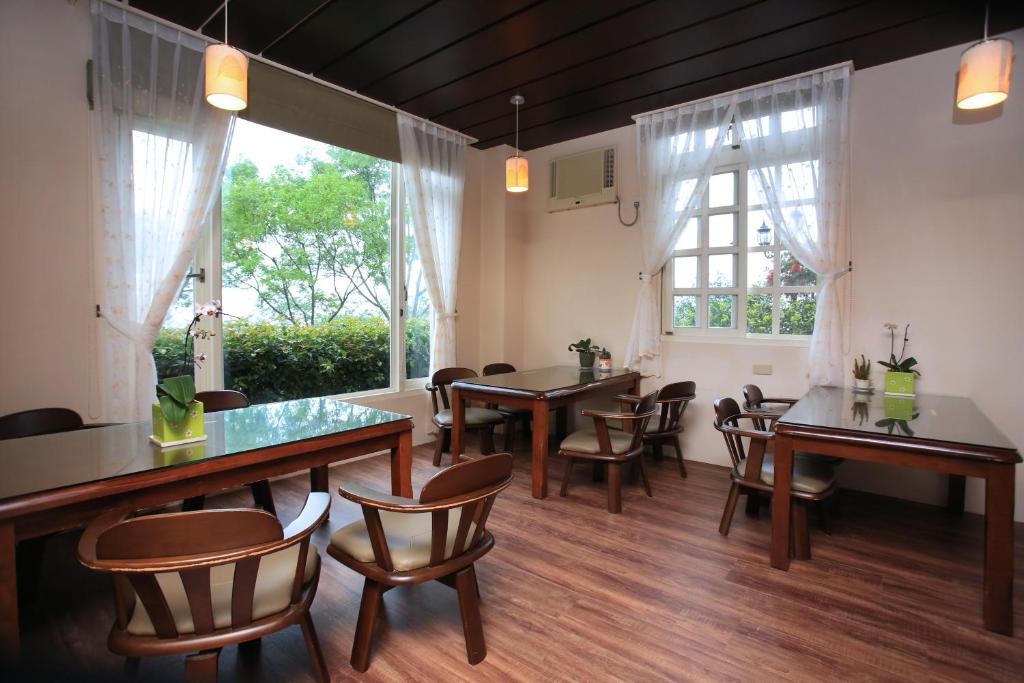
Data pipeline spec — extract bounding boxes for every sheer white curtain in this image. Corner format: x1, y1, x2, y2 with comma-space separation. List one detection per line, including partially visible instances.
396, 113, 467, 375
736, 65, 851, 386
625, 98, 735, 376
92, 1, 234, 420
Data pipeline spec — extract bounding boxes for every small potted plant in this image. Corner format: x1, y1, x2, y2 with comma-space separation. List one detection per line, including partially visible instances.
852, 354, 872, 393
878, 323, 920, 397
149, 300, 222, 447
568, 338, 600, 369
597, 347, 612, 372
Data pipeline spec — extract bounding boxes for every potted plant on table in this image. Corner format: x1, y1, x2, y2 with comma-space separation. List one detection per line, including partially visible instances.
878, 323, 920, 397
568, 338, 600, 369
149, 300, 222, 447
852, 354, 872, 393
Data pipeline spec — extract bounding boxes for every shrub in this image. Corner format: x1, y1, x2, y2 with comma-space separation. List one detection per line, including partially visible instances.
154, 316, 430, 404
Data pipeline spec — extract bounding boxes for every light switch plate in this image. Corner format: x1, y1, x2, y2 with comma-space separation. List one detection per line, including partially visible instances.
753, 364, 773, 375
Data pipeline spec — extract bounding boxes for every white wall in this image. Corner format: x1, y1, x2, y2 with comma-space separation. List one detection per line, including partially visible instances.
509, 30, 1024, 519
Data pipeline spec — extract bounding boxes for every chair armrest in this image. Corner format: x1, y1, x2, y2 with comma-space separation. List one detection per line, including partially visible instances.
77, 507, 132, 569
716, 422, 775, 440
613, 394, 641, 404
282, 492, 331, 541
581, 408, 635, 420
761, 397, 798, 405
338, 481, 510, 513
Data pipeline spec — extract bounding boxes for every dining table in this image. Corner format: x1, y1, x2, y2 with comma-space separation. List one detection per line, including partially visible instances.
771, 386, 1020, 634
0, 396, 414, 659
450, 366, 641, 499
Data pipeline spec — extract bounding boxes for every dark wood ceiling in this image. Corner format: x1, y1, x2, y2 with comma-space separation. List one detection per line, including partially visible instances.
132, 0, 1024, 150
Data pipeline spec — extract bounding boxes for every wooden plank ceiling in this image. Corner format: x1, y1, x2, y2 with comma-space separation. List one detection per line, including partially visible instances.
132, 0, 1024, 150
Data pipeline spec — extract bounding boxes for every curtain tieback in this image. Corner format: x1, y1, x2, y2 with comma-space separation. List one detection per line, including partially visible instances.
440, 312, 459, 320
820, 266, 851, 281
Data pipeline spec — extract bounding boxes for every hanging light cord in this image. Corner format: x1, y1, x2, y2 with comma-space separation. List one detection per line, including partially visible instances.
983, 3, 989, 41
224, 0, 229, 45
515, 98, 520, 157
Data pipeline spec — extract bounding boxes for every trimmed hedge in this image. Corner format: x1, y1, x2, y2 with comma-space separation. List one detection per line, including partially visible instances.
154, 316, 429, 404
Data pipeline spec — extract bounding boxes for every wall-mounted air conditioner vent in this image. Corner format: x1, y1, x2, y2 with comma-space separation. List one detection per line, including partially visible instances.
547, 145, 617, 213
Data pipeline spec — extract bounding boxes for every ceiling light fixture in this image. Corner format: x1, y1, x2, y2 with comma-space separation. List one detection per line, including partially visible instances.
956, 4, 1014, 110
506, 95, 528, 193
205, 1, 248, 111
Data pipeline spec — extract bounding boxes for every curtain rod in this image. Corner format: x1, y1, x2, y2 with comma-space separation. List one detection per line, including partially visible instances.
630, 61, 853, 121
96, 0, 478, 144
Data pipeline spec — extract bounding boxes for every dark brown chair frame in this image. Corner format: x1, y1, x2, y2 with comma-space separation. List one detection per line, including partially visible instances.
482, 362, 533, 452
714, 397, 836, 559
77, 493, 331, 683
559, 391, 659, 513
427, 368, 503, 467
328, 454, 514, 672
0, 407, 84, 440
621, 381, 695, 478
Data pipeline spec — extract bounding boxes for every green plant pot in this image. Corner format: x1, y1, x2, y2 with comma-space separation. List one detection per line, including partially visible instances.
884, 371, 916, 397
150, 400, 206, 447
884, 395, 915, 420
577, 351, 596, 368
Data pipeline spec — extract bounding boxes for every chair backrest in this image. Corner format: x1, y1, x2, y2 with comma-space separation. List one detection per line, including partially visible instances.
650, 380, 695, 433
482, 363, 516, 376
625, 390, 660, 451
194, 390, 250, 413
428, 367, 478, 413
741, 384, 764, 410
85, 508, 310, 639
714, 397, 769, 484
0, 407, 83, 440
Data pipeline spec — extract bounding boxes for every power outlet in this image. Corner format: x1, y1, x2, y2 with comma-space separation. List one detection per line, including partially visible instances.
753, 364, 773, 376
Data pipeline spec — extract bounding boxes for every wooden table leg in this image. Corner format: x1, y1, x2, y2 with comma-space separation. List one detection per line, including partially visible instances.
451, 387, 465, 465
0, 520, 19, 661
391, 428, 414, 498
531, 401, 550, 499
947, 474, 966, 515
983, 465, 1014, 634
555, 406, 568, 441
771, 434, 793, 570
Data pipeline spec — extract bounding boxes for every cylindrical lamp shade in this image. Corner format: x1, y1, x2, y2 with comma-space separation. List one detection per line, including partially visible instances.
506, 156, 528, 193
205, 44, 248, 111
956, 38, 1014, 110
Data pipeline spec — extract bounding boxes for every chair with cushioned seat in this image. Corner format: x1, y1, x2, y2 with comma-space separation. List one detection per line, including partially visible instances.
183, 390, 279, 515
77, 492, 331, 683
743, 383, 843, 469
328, 453, 513, 672
558, 390, 659, 513
714, 397, 837, 558
483, 362, 533, 452
620, 381, 695, 477
427, 367, 505, 466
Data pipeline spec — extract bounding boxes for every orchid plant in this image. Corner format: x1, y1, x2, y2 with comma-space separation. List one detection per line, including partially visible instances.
877, 323, 920, 376
155, 300, 224, 425
181, 300, 223, 373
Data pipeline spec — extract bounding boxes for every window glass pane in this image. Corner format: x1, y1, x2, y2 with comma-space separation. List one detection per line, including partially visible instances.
779, 251, 817, 286
674, 217, 698, 251
779, 161, 817, 202
747, 250, 774, 288
708, 213, 736, 248
673, 295, 698, 328
708, 171, 736, 208
780, 292, 816, 335
708, 294, 736, 329
673, 256, 699, 289
221, 118, 392, 402
747, 209, 774, 247
674, 178, 698, 212
746, 293, 773, 334
748, 169, 763, 206
707, 253, 735, 288
741, 115, 770, 139
781, 107, 816, 132
404, 216, 431, 380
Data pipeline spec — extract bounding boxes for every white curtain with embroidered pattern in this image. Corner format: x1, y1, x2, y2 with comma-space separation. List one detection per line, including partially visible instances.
92, 1, 234, 420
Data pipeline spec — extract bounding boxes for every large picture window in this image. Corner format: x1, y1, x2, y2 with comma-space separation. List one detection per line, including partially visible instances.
153, 118, 429, 402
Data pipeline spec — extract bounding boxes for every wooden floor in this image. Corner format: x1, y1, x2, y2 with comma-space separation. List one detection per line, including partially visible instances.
14, 439, 1024, 682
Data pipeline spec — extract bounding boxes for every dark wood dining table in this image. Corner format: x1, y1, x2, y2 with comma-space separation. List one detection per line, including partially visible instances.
0, 397, 414, 659
450, 366, 640, 499
771, 386, 1020, 634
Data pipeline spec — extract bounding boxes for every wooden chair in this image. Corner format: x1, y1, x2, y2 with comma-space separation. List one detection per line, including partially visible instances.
427, 368, 504, 467
714, 397, 837, 559
184, 391, 277, 516
77, 492, 331, 683
621, 381, 695, 478
482, 362, 532, 452
742, 383, 842, 468
558, 390, 659, 513
328, 453, 513, 672
0, 407, 83, 440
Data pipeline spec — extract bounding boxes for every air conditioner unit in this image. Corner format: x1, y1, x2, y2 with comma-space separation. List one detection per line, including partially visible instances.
547, 146, 616, 213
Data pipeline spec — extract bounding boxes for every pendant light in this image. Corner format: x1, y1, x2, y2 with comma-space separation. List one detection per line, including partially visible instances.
506, 95, 528, 193
205, 1, 248, 111
956, 4, 1014, 110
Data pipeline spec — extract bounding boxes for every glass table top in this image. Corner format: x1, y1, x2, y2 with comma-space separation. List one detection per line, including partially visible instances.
454, 365, 637, 394
779, 386, 1018, 453
0, 397, 410, 501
